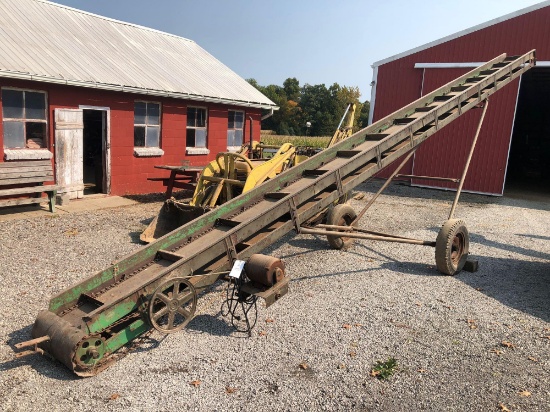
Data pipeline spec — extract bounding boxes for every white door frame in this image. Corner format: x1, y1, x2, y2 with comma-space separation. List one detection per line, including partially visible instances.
79, 105, 111, 194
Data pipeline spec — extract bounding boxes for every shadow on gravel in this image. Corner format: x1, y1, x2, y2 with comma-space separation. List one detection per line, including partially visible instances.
186, 313, 241, 337
359, 180, 550, 211
2, 325, 77, 381
458, 257, 550, 323
471, 233, 550, 261
123, 190, 194, 204
128, 230, 145, 244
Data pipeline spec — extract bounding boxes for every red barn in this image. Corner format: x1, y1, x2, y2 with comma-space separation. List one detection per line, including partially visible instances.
369, 2, 550, 195
0, 0, 276, 199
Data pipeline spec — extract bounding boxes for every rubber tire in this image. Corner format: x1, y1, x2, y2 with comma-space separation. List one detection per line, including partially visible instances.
435, 219, 469, 275
326, 204, 357, 250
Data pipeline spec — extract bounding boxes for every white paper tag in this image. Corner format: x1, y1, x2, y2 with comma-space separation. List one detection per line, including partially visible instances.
229, 260, 246, 279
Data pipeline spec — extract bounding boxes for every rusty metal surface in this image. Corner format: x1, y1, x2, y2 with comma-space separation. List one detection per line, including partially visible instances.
245, 254, 285, 287
19, 52, 535, 376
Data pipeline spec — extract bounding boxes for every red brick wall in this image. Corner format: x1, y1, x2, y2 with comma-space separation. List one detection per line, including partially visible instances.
0, 79, 263, 195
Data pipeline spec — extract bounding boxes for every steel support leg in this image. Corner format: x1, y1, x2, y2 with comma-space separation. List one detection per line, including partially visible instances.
448, 99, 489, 219
351, 147, 417, 227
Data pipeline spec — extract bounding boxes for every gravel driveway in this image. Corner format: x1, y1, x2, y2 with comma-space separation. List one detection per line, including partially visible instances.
0, 182, 548, 411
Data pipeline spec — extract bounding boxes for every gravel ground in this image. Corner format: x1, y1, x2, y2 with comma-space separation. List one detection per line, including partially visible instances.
0, 182, 548, 411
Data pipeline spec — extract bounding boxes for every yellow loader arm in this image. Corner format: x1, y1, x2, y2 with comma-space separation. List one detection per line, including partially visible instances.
327, 103, 356, 148
242, 143, 296, 192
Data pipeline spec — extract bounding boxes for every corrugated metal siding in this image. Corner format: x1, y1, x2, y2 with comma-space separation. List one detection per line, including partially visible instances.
411, 69, 519, 194
0, 0, 275, 108
373, 4, 550, 194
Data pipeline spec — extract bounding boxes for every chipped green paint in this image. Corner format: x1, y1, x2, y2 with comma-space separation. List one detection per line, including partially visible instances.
46, 51, 535, 318
87, 300, 138, 334
47, 136, 356, 313
104, 318, 148, 354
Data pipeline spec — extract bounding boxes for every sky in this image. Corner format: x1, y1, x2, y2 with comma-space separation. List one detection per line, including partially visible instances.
52, 0, 544, 101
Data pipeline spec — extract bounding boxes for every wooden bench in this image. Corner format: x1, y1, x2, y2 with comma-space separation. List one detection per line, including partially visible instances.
0, 160, 58, 212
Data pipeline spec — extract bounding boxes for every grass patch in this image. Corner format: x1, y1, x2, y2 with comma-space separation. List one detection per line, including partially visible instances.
370, 357, 398, 380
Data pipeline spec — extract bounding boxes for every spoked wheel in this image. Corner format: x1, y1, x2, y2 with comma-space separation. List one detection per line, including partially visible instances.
326, 204, 357, 250
148, 277, 197, 333
435, 219, 469, 275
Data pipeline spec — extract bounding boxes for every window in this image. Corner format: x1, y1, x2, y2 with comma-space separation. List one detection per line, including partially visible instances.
227, 110, 244, 148
134, 101, 160, 147
186, 107, 207, 148
2, 89, 47, 149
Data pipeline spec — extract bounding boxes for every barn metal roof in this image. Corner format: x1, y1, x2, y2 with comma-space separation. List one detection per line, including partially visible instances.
373, 1, 550, 67
0, 0, 277, 109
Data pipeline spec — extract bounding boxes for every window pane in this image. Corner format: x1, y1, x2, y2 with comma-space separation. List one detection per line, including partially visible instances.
186, 128, 195, 147
197, 109, 206, 128
26, 122, 46, 148
25, 92, 46, 120
195, 129, 206, 147
3, 121, 25, 148
227, 129, 235, 147
235, 111, 244, 128
147, 103, 160, 125
2, 89, 24, 119
134, 102, 146, 125
234, 129, 243, 146
187, 108, 196, 127
134, 126, 145, 147
146, 126, 159, 147
228, 111, 235, 129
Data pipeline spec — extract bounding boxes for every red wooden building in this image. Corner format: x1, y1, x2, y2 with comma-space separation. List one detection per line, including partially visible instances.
369, 2, 550, 195
0, 0, 276, 198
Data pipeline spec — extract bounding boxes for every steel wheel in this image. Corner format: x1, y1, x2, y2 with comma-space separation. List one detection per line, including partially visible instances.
435, 219, 469, 275
148, 277, 197, 333
326, 204, 357, 250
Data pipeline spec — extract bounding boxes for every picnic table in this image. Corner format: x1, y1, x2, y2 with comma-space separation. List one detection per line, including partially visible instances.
149, 164, 203, 199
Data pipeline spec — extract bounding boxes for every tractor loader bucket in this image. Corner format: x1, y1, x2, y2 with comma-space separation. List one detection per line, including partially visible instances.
140, 200, 206, 243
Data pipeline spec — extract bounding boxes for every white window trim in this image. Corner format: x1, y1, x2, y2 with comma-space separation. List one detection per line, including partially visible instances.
2, 87, 49, 150
4, 148, 53, 160
186, 147, 210, 155
186, 106, 208, 149
134, 147, 164, 157
227, 110, 245, 150
134, 100, 162, 149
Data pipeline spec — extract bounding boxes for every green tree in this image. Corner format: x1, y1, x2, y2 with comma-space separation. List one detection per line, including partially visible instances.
283, 77, 300, 103
357, 99, 371, 129
248, 77, 365, 137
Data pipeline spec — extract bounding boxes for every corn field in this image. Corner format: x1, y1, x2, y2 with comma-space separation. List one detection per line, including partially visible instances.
259, 134, 331, 148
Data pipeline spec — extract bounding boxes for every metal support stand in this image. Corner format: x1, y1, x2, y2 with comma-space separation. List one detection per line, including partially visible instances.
448, 99, 489, 219
351, 147, 417, 227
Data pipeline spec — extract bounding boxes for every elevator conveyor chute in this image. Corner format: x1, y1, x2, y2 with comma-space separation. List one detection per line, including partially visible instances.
14, 51, 535, 376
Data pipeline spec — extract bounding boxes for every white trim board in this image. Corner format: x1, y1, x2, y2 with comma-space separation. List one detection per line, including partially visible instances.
372, 1, 550, 68
415, 61, 550, 69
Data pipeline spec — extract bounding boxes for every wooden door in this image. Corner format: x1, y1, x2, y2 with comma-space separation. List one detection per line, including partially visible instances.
55, 108, 84, 199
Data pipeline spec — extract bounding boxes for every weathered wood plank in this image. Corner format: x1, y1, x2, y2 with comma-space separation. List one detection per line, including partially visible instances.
0, 169, 52, 178
0, 185, 57, 197
0, 165, 52, 172
0, 197, 46, 207
0, 160, 51, 168
0, 160, 56, 212
0, 175, 54, 185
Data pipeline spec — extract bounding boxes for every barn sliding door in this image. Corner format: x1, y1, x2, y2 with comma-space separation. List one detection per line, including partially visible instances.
55, 108, 84, 199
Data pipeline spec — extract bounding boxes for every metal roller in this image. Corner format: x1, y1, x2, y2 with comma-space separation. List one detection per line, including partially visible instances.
31, 310, 87, 373
244, 254, 285, 287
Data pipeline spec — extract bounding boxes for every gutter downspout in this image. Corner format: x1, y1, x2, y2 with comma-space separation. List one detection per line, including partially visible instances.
249, 116, 254, 159
261, 107, 274, 121
368, 65, 378, 125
